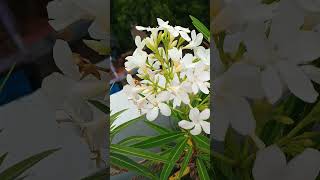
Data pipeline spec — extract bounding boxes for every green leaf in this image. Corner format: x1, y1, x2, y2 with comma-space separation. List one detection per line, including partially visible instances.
0, 63, 16, 92
83, 40, 110, 55
118, 136, 149, 146
178, 146, 192, 179
110, 144, 169, 163
160, 138, 187, 180
81, 168, 108, 180
144, 120, 172, 134
196, 158, 210, 180
131, 132, 185, 149
0, 148, 60, 180
111, 116, 144, 139
192, 135, 210, 154
110, 153, 158, 180
111, 109, 128, 125
88, 100, 110, 114
0, 153, 8, 166
190, 15, 210, 42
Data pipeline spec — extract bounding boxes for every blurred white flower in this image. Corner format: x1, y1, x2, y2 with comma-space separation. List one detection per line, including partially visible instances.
183, 30, 203, 49
185, 63, 210, 94
212, 63, 264, 141
253, 145, 320, 180
178, 108, 210, 135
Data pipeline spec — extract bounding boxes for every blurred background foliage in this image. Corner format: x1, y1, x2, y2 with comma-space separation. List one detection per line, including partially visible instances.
111, 0, 209, 53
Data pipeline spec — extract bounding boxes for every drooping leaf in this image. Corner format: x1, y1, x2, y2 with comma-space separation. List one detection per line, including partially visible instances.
144, 120, 171, 134
160, 138, 187, 180
111, 116, 144, 139
0, 153, 8, 167
111, 109, 128, 125
110, 153, 157, 180
192, 135, 210, 154
131, 132, 185, 149
0, 148, 60, 180
88, 100, 110, 114
190, 15, 210, 42
110, 144, 169, 163
118, 136, 149, 146
196, 158, 210, 180
178, 146, 192, 179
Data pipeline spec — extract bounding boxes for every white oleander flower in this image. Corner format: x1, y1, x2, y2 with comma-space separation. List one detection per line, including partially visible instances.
212, 63, 264, 141
185, 63, 210, 94
253, 145, 320, 180
125, 48, 148, 71
178, 108, 210, 135
143, 92, 171, 121
183, 30, 203, 49
242, 10, 320, 103
125, 18, 209, 123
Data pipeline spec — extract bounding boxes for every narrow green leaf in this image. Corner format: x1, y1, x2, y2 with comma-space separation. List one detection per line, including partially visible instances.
190, 15, 210, 42
110, 153, 157, 180
110, 144, 169, 163
0, 63, 16, 92
0, 153, 8, 166
111, 109, 128, 124
0, 148, 60, 180
88, 100, 110, 114
144, 120, 171, 134
117, 136, 149, 146
131, 132, 185, 149
193, 135, 210, 154
196, 158, 210, 180
81, 168, 108, 180
111, 116, 144, 138
160, 138, 188, 180
178, 146, 192, 179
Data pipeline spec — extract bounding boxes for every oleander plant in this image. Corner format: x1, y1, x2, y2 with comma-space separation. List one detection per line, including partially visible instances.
110, 17, 211, 179
212, 0, 320, 179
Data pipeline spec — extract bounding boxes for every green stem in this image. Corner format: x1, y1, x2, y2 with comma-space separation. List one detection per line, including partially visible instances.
212, 151, 237, 165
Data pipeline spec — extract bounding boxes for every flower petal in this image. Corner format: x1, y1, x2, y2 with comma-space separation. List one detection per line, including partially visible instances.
146, 107, 159, 121
200, 121, 210, 134
189, 108, 200, 122
301, 65, 320, 85
286, 148, 320, 180
253, 145, 287, 180
178, 120, 195, 130
158, 103, 171, 116
190, 124, 202, 135
277, 61, 318, 103
200, 109, 210, 120
261, 65, 283, 104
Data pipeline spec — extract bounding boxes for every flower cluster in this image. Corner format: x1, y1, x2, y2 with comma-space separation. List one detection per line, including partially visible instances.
123, 18, 210, 135
213, 0, 320, 178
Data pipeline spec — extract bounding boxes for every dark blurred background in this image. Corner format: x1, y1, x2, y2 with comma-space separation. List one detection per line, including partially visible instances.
0, 0, 106, 105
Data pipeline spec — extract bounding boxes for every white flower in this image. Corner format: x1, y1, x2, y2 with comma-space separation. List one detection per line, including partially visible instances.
242, 14, 320, 103
195, 46, 210, 66
178, 108, 210, 135
212, 63, 264, 141
183, 30, 203, 49
143, 92, 171, 121
168, 75, 191, 108
213, 0, 275, 33
125, 49, 148, 71
253, 145, 320, 180
185, 63, 210, 94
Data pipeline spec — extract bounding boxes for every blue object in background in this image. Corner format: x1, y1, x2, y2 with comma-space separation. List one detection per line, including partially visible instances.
110, 82, 122, 95
0, 70, 33, 105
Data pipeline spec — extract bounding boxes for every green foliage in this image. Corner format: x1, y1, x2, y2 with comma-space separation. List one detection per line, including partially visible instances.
111, 0, 209, 52
0, 148, 60, 180
81, 168, 108, 180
